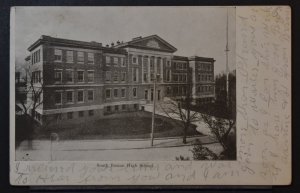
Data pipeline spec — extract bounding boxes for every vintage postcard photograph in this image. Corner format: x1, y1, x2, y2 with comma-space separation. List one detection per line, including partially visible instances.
14, 6, 236, 162
10, 6, 291, 186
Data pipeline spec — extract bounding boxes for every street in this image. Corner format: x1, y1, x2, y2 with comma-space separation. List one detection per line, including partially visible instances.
16, 136, 222, 161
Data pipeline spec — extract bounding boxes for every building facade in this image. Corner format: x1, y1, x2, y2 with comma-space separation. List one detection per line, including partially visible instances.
26, 35, 215, 125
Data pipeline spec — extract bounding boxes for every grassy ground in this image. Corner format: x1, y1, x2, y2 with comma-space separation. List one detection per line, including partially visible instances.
33, 111, 201, 140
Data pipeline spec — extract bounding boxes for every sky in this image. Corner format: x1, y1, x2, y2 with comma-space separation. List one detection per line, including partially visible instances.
14, 6, 236, 75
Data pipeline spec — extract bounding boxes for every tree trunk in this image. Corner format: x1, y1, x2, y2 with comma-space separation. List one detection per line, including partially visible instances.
183, 123, 188, 144
27, 109, 35, 150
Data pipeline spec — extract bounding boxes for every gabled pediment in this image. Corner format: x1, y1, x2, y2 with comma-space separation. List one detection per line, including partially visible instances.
115, 35, 177, 53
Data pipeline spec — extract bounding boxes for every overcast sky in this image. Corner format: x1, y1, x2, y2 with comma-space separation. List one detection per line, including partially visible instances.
14, 6, 235, 75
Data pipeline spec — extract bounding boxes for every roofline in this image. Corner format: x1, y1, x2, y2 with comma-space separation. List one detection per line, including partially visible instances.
188, 56, 215, 62
28, 35, 127, 55
114, 34, 177, 53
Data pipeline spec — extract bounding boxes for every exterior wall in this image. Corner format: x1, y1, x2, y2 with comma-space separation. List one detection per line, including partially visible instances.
189, 58, 215, 104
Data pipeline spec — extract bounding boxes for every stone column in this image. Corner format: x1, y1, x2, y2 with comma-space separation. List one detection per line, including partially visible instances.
141, 55, 144, 83
148, 56, 151, 83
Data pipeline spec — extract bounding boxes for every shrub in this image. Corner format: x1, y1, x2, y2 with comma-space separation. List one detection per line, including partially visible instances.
191, 139, 218, 160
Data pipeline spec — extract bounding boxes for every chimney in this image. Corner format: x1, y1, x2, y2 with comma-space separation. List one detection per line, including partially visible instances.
117, 40, 120, 45
111, 42, 115, 47
106, 44, 109, 47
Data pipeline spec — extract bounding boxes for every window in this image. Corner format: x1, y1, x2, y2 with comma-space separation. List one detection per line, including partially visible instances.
32, 71, 41, 83
121, 72, 126, 82
113, 71, 118, 82
87, 71, 94, 82
87, 90, 94, 101
182, 86, 186, 95
31, 50, 41, 64
77, 71, 84, 82
113, 88, 118, 98
133, 88, 137, 98
56, 114, 62, 120
133, 68, 138, 82
157, 61, 161, 74
66, 70, 73, 82
55, 91, 62, 105
77, 52, 84, 63
66, 51, 73, 63
115, 105, 119, 111
167, 60, 171, 67
143, 57, 149, 66
173, 87, 178, 95
157, 90, 161, 101
106, 106, 111, 112
66, 90, 74, 103
105, 56, 111, 64
113, 57, 118, 65
67, 112, 73, 119
105, 89, 111, 99
120, 58, 125, 67
173, 74, 178, 82
121, 88, 126, 98
54, 70, 62, 83
143, 73, 148, 82
54, 49, 62, 62
77, 90, 84, 103
78, 111, 84, 117
179, 75, 182, 82
166, 87, 171, 95
122, 104, 126, 110
134, 104, 138, 110
144, 90, 148, 100
197, 86, 200, 93
150, 73, 154, 81
132, 57, 137, 64
183, 74, 187, 82
87, 53, 94, 65
166, 70, 171, 82
89, 110, 94, 116
105, 71, 111, 82
150, 57, 154, 69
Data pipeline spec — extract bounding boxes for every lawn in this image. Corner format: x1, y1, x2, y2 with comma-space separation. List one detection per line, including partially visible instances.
33, 111, 202, 140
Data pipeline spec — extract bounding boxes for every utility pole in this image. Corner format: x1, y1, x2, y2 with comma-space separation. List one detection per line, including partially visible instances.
225, 8, 230, 107
150, 74, 157, 147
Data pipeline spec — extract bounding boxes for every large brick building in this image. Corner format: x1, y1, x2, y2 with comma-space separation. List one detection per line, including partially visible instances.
26, 35, 215, 125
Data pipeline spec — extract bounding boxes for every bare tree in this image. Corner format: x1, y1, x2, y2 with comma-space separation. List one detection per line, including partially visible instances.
16, 66, 45, 149
160, 68, 200, 144
199, 71, 236, 159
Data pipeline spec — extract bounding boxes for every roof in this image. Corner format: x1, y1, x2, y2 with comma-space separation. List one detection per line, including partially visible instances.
173, 55, 189, 61
188, 56, 215, 62
28, 35, 127, 55
113, 34, 177, 53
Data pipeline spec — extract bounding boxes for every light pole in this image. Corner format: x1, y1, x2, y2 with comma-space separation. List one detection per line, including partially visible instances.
225, 8, 230, 108
150, 74, 159, 146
